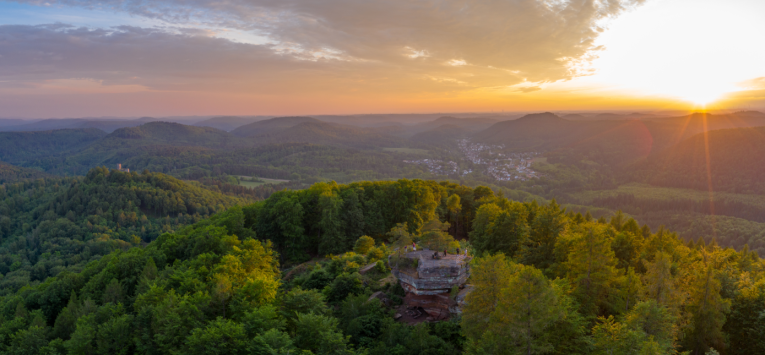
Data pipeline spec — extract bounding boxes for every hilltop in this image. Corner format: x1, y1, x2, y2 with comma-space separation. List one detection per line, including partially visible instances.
231, 116, 322, 137
0, 128, 107, 167
194, 115, 271, 131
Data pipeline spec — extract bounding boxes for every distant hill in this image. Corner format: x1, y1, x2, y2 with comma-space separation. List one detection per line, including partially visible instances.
230, 116, 406, 149
0, 119, 34, 128
0, 116, 209, 132
473, 112, 671, 166
561, 112, 659, 121
0, 128, 107, 166
251, 121, 405, 149
107, 121, 234, 143
561, 114, 588, 121
473, 111, 765, 166
56, 122, 245, 174
411, 124, 473, 147
0, 162, 50, 183
628, 126, 765, 194
231, 116, 321, 137
403, 116, 500, 136
473, 112, 578, 148
194, 116, 272, 131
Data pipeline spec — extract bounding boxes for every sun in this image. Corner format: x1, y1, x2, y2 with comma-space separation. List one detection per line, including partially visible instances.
674, 85, 729, 106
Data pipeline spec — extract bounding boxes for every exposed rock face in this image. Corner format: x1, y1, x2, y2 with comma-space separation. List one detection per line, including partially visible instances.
389, 250, 471, 320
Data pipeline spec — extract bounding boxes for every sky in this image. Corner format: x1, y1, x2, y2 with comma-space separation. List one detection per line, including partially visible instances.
0, 0, 764, 118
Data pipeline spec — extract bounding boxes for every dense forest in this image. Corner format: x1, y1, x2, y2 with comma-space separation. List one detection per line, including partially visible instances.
0, 168, 247, 296
628, 126, 765, 194
0, 163, 50, 184
0, 175, 762, 354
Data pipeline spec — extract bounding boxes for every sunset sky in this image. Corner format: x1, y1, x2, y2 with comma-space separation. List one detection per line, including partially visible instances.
0, 0, 764, 118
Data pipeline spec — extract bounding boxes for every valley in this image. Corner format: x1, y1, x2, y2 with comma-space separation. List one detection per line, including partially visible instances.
2, 111, 765, 355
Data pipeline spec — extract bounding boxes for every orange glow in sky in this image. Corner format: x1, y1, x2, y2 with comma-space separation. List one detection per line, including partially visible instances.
0, 0, 763, 117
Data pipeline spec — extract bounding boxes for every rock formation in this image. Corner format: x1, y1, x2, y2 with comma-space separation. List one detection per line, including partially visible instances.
389, 250, 471, 320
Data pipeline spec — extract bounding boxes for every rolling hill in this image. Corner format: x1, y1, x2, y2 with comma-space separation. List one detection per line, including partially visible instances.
232, 116, 407, 149
0, 161, 51, 183
628, 126, 765, 194
410, 124, 471, 147
0, 128, 107, 166
193, 115, 271, 131
230, 116, 321, 137
403, 116, 501, 136
473, 111, 765, 166
252, 121, 406, 149
55, 122, 246, 174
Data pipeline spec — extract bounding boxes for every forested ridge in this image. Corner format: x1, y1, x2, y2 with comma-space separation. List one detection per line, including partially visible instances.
0, 177, 762, 355
0, 163, 51, 184
628, 126, 765, 194
0, 168, 247, 296
0, 121, 436, 184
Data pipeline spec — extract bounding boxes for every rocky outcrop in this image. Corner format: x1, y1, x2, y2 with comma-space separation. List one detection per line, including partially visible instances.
389, 250, 471, 320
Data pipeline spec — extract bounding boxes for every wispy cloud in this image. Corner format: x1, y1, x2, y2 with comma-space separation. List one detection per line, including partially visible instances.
0, 0, 648, 115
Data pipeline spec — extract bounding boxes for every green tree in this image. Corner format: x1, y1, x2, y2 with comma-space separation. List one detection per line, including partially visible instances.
293, 312, 352, 355
185, 318, 251, 355
522, 200, 566, 270
461, 254, 515, 343
684, 254, 731, 355
102, 278, 124, 305
470, 202, 529, 257
566, 224, 619, 318
466, 263, 565, 355
353, 236, 375, 255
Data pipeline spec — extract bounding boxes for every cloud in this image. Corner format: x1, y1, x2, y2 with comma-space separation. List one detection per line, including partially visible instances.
4, 0, 644, 87
0, 0, 654, 117
738, 77, 765, 90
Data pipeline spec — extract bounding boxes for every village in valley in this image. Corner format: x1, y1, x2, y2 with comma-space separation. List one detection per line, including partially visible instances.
403, 139, 544, 181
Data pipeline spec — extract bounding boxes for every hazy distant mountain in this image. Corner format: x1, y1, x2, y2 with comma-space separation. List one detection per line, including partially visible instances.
473, 112, 576, 147
194, 116, 272, 131
398, 116, 502, 137
0, 116, 210, 132
473, 112, 675, 165
474, 111, 765, 166
106, 122, 238, 146
560, 112, 658, 121
0, 128, 107, 166
629, 125, 765, 194
561, 114, 588, 121
231, 116, 321, 137
410, 124, 470, 147
0, 119, 35, 128
250, 120, 405, 149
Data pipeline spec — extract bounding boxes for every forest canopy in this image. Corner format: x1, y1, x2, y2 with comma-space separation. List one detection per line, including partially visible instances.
0, 176, 762, 355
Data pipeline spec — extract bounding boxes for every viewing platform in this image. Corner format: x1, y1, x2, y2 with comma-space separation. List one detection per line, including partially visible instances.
388, 249, 472, 320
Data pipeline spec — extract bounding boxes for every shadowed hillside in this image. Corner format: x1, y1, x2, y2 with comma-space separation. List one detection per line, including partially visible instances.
194, 115, 271, 131
0, 128, 107, 166
628, 126, 765, 194
0, 162, 51, 183
230, 116, 321, 137
474, 111, 765, 166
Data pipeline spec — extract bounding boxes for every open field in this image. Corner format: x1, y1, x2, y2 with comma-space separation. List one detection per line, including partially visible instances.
382, 147, 430, 155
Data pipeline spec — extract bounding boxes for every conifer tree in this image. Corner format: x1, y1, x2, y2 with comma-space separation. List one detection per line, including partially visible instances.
684, 253, 730, 355
566, 224, 618, 318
